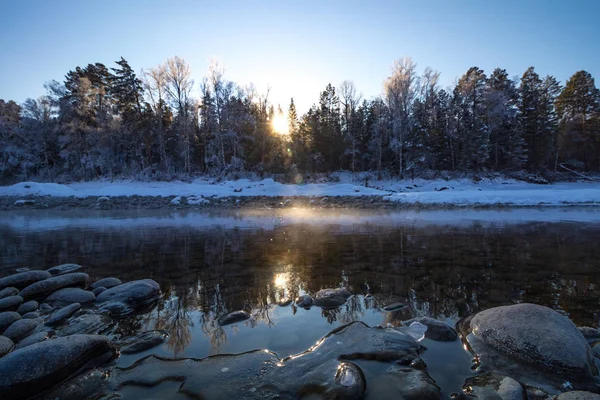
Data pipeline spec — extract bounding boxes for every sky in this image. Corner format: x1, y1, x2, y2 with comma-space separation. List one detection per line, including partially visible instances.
1, 0, 599, 114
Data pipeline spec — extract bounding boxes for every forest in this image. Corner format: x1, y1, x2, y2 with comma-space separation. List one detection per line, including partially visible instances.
0, 56, 599, 183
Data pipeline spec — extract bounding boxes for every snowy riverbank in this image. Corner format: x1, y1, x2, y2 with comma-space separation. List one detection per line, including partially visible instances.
0, 177, 599, 209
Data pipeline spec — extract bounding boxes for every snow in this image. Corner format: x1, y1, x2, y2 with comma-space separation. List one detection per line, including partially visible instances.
0, 177, 599, 207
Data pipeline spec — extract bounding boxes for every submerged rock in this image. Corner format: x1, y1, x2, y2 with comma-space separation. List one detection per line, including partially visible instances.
218, 310, 251, 326
95, 279, 160, 315
368, 365, 441, 400
58, 313, 112, 336
15, 331, 53, 350
45, 303, 81, 327
46, 288, 95, 305
0, 312, 21, 334
579, 327, 600, 344
0, 336, 13, 357
0, 287, 19, 300
119, 330, 169, 354
462, 373, 525, 400
91, 287, 106, 296
16, 300, 39, 315
91, 277, 121, 289
47, 264, 83, 276
20, 273, 89, 301
0, 271, 51, 291
21, 312, 40, 320
458, 303, 598, 386
295, 294, 313, 308
404, 317, 458, 341
0, 296, 23, 312
313, 288, 352, 309
0, 334, 118, 400
2, 318, 40, 342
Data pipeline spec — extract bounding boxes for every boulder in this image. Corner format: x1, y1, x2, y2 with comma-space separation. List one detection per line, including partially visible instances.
295, 294, 313, 308
58, 313, 111, 336
313, 288, 352, 308
0, 312, 21, 334
19, 273, 89, 301
47, 264, 83, 276
92, 287, 106, 296
0, 296, 23, 312
0, 336, 13, 358
21, 312, 39, 320
368, 366, 441, 400
0, 271, 51, 291
218, 310, 251, 326
45, 303, 81, 327
119, 330, 169, 354
15, 331, 52, 350
46, 288, 95, 305
16, 300, 38, 315
403, 317, 458, 341
462, 373, 525, 400
95, 279, 161, 315
2, 319, 40, 342
0, 334, 118, 400
0, 287, 19, 300
91, 277, 121, 289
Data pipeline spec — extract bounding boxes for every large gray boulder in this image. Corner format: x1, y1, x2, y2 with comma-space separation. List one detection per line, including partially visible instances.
313, 288, 352, 308
458, 303, 598, 384
91, 277, 121, 289
0, 271, 51, 291
19, 273, 89, 301
95, 279, 161, 315
46, 264, 82, 276
2, 319, 40, 342
45, 288, 95, 306
0, 334, 118, 400
0, 287, 19, 300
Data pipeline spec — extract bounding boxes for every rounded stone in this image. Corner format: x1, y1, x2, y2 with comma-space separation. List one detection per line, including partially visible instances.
19, 273, 89, 301
21, 312, 39, 320
120, 330, 169, 354
218, 310, 251, 326
15, 331, 52, 350
2, 319, 40, 342
0, 271, 52, 291
91, 277, 121, 290
0, 296, 23, 312
403, 317, 457, 341
555, 392, 600, 400
313, 288, 352, 309
0, 288, 19, 300
0, 336, 13, 358
45, 303, 81, 327
295, 294, 313, 308
16, 301, 38, 315
95, 279, 161, 312
47, 264, 83, 276
46, 288, 95, 305
92, 287, 106, 296
0, 312, 21, 335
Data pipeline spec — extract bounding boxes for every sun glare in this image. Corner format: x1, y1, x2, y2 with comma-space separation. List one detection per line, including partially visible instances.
272, 114, 289, 135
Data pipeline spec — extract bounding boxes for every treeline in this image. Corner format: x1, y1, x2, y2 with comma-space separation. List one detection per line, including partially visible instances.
0, 56, 598, 182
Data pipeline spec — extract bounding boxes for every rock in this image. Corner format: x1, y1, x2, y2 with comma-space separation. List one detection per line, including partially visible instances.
45, 303, 81, 327
295, 294, 313, 308
555, 392, 600, 400
0, 336, 13, 357
95, 279, 161, 315
579, 327, 600, 343
462, 373, 525, 400
2, 319, 40, 342
91, 277, 121, 289
13, 199, 35, 206
313, 288, 352, 308
218, 310, 251, 326
15, 331, 52, 350
19, 273, 89, 301
0, 312, 21, 334
39, 303, 54, 313
277, 298, 293, 307
21, 312, 39, 319
47, 263, 83, 276
16, 300, 38, 315
97, 301, 133, 316
368, 366, 441, 400
15, 268, 29, 273
119, 330, 169, 354
0, 270, 52, 291
92, 286, 106, 296
331, 361, 366, 399
58, 313, 111, 336
46, 288, 95, 305
0, 287, 19, 300
0, 334, 118, 400
458, 303, 597, 384
97, 196, 110, 202
404, 317, 458, 341
0, 296, 23, 312
383, 302, 408, 312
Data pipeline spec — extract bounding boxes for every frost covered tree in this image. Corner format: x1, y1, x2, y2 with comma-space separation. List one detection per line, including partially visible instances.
339, 80, 363, 173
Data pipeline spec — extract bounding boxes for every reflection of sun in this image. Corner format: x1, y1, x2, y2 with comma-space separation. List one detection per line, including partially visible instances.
272, 114, 289, 135
274, 273, 289, 288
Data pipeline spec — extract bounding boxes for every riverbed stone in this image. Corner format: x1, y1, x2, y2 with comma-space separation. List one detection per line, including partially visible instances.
0, 287, 19, 300
403, 317, 458, 341
16, 300, 38, 315
579, 327, 600, 344
45, 303, 81, 327
313, 288, 352, 308
0, 334, 118, 400
2, 318, 40, 342
0, 312, 21, 334
218, 310, 251, 326
21, 312, 39, 319
458, 303, 597, 384
462, 373, 525, 400
92, 286, 106, 296
95, 279, 161, 315
19, 273, 89, 301
58, 313, 111, 335
0, 296, 23, 312
295, 294, 313, 308
47, 263, 83, 276
119, 330, 169, 354
367, 366, 441, 400
0, 336, 13, 358
15, 331, 52, 350
555, 392, 600, 400
382, 302, 408, 312
91, 277, 121, 289
0, 270, 51, 291
46, 287, 95, 305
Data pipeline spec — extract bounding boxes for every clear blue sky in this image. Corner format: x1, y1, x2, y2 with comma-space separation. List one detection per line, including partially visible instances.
1, 0, 599, 113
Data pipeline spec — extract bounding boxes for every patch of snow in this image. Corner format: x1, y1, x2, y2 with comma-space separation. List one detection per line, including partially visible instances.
170, 196, 182, 205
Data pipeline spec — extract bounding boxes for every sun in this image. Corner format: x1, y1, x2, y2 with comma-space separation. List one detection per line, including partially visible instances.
272, 113, 289, 135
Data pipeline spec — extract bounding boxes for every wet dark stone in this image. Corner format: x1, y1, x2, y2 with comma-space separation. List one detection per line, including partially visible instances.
16, 300, 38, 315
2, 318, 40, 342
0, 312, 21, 334
58, 313, 112, 336
0, 334, 118, 400
91, 287, 106, 296
119, 330, 169, 354
555, 392, 600, 399
331, 361, 366, 399
46, 288, 95, 305
20, 273, 89, 301
295, 294, 313, 308
458, 303, 598, 386
580, 327, 600, 344
368, 365, 441, 400
91, 277, 121, 289
39, 303, 54, 313
313, 288, 352, 309
45, 303, 81, 327
0, 271, 51, 291
382, 302, 408, 312
462, 373, 525, 400
47, 263, 83, 276
277, 298, 293, 307
218, 310, 251, 326
97, 301, 133, 316
0, 287, 19, 300
21, 312, 39, 320
15, 331, 53, 350
0, 296, 23, 312
0, 336, 13, 358
95, 279, 161, 315
404, 317, 458, 341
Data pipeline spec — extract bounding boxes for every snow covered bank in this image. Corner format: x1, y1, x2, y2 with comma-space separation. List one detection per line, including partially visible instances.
0, 178, 599, 207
